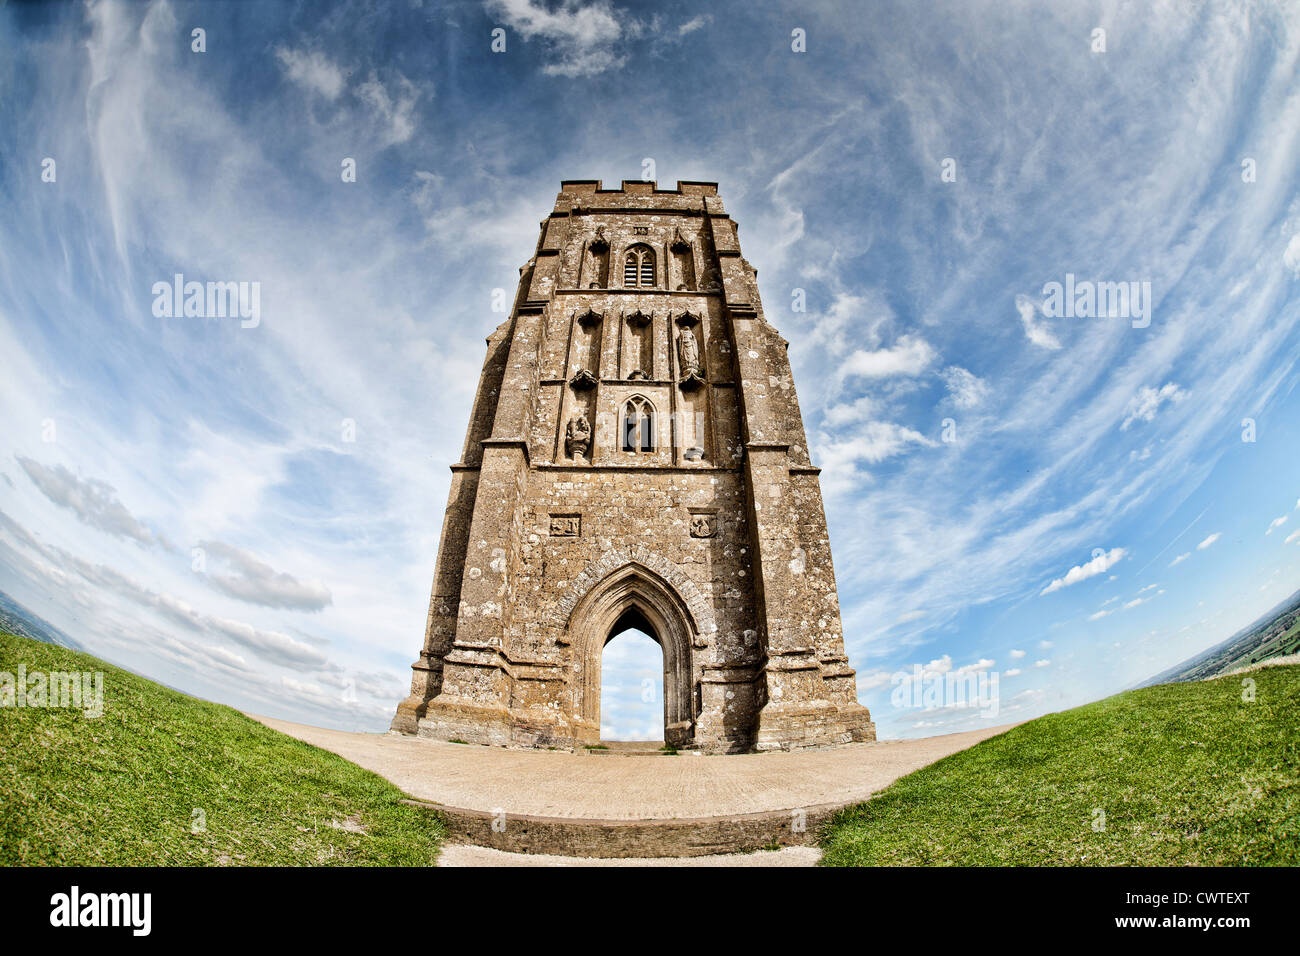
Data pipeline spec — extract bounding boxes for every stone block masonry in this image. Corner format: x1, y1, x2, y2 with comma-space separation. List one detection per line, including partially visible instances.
392, 180, 874, 753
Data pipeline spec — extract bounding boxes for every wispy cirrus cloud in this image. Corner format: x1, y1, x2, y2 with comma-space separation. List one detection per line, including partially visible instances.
1121, 383, 1187, 430
486, 0, 625, 76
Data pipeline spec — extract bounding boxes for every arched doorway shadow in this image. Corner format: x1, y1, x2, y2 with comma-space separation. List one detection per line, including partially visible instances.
567, 563, 697, 748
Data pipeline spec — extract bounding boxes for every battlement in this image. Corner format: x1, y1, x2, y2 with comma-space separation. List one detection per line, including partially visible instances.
555, 180, 724, 215
559, 180, 719, 197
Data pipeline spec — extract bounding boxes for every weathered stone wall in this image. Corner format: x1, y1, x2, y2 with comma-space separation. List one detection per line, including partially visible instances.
393, 180, 874, 753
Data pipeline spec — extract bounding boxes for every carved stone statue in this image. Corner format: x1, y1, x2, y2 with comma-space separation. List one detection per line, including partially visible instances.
565, 413, 591, 460
677, 329, 702, 378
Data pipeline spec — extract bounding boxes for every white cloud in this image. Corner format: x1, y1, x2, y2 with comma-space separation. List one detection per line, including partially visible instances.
17, 457, 163, 549
197, 540, 333, 612
817, 422, 938, 475
1121, 383, 1187, 430
840, 335, 936, 380
941, 366, 990, 409
1034, 659, 1051, 668
357, 71, 421, 147
1266, 515, 1287, 535
1003, 668, 1022, 677
822, 395, 880, 427
487, 0, 625, 77
678, 15, 709, 36
1, 514, 334, 672
1041, 547, 1126, 595
1284, 232, 1300, 277
856, 669, 895, 691
1009, 649, 1026, 659
207, 616, 330, 670
1015, 294, 1061, 350
1197, 532, 1221, 550
1169, 552, 1190, 566
274, 47, 345, 100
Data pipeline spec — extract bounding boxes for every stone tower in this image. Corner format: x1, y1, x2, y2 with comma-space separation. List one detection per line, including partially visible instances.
392, 180, 874, 753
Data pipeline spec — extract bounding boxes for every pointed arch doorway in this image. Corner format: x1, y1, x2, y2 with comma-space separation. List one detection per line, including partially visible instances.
599, 610, 664, 743
568, 562, 697, 749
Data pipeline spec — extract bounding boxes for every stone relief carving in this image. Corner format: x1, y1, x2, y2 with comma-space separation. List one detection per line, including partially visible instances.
565, 414, 591, 460
689, 513, 717, 538
550, 514, 581, 537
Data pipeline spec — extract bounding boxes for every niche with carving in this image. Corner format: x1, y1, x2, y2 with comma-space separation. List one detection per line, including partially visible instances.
581, 227, 610, 289
625, 309, 653, 380
670, 227, 696, 291
563, 397, 594, 462
675, 312, 705, 390
678, 385, 709, 461
572, 307, 604, 384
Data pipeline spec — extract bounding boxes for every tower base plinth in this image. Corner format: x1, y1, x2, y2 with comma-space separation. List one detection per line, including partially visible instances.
753, 700, 876, 752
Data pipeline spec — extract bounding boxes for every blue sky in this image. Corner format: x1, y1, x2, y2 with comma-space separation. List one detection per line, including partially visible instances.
1, 0, 1298, 740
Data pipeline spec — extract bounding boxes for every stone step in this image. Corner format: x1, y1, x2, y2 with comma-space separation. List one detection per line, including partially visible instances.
403, 798, 833, 858
584, 740, 678, 756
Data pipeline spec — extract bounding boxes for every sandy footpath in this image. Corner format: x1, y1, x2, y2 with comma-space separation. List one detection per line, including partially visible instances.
250, 714, 1013, 821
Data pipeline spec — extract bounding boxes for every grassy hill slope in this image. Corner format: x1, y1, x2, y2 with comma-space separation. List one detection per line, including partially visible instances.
821, 664, 1300, 865
0, 632, 444, 866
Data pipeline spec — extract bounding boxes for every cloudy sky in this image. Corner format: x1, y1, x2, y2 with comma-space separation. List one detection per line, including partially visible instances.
1, 0, 1298, 740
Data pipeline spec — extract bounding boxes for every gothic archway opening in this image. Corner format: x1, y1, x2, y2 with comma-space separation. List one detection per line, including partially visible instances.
568, 562, 697, 749
598, 609, 664, 743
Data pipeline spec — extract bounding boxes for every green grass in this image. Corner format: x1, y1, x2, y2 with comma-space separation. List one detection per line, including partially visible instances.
0, 632, 444, 866
821, 664, 1300, 866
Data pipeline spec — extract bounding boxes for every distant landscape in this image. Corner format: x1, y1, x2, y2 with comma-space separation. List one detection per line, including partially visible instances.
1143, 587, 1300, 686
0, 591, 82, 653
